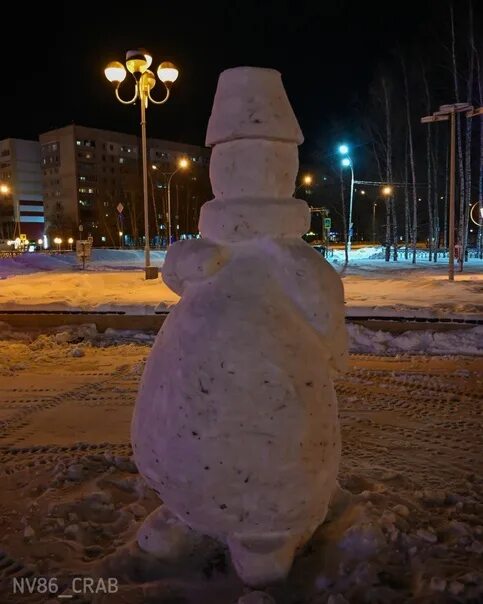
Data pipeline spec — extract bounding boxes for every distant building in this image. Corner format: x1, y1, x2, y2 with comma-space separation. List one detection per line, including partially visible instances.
0, 139, 44, 240
39, 124, 211, 245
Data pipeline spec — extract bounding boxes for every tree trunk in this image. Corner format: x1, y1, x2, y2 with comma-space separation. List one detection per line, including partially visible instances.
450, 3, 467, 271
422, 66, 434, 261
477, 52, 483, 258
432, 127, 440, 262
444, 140, 449, 251
404, 136, 410, 260
382, 77, 393, 262
462, 0, 475, 266
401, 56, 418, 263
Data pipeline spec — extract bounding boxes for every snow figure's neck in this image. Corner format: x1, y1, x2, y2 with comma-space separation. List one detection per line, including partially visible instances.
200, 67, 309, 243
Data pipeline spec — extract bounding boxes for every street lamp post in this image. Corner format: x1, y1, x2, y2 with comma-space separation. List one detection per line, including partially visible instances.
152, 157, 190, 246
421, 103, 482, 280
166, 158, 189, 246
339, 147, 354, 254
105, 49, 179, 279
372, 202, 377, 244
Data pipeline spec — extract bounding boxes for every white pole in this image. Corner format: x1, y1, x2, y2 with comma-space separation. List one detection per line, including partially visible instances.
347, 162, 354, 255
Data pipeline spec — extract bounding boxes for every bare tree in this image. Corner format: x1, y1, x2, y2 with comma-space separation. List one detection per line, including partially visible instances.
381, 78, 394, 262
403, 136, 411, 260
477, 51, 483, 258
401, 56, 418, 263
432, 127, 441, 261
461, 0, 475, 269
422, 66, 435, 261
450, 4, 467, 270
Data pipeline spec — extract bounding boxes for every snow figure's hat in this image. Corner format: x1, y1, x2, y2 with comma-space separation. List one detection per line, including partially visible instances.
205, 67, 304, 146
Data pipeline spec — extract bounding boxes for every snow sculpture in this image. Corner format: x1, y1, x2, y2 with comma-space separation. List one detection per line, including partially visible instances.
131, 66, 348, 587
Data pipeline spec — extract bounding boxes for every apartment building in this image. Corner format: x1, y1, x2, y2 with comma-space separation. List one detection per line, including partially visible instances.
0, 139, 44, 240
39, 124, 210, 244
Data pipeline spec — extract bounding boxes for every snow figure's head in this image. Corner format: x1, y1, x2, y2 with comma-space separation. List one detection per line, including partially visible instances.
205, 67, 304, 199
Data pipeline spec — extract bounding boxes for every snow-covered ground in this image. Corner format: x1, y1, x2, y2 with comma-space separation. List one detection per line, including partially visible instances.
0, 329, 481, 603
0, 248, 482, 317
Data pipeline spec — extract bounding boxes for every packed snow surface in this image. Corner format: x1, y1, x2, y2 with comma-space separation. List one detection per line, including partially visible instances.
0, 327, 481, 603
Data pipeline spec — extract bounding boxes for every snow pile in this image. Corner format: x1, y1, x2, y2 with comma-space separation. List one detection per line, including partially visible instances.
348, 323, 483, 356
0, 249, 167, 278
0, 271, 178, 313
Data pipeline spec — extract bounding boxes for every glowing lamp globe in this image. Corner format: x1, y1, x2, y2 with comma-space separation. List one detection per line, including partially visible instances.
104, 61, 127, 84
178, 157, 189, 169
158, 61, 179, 85
126, 49, 153, 75
143, 70, 156, 91
338, 144, 349, 155
341, 158, 351, 167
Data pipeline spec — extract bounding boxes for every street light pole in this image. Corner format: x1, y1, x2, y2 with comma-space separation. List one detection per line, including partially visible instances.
105, 50, 179, 279
448, 109, 456, 281
339, 148, 354, 257
420, 102, 481, 281
372, 201, 377, 244
153, 158, 189, 247
140, 97, 150, 269
347, 161, 354, 253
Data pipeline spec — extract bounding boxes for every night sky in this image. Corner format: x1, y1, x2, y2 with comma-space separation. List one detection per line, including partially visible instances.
2, 1, 480, 161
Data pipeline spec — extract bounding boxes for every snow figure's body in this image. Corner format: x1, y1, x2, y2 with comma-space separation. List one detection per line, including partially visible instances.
132, 67, 348, 587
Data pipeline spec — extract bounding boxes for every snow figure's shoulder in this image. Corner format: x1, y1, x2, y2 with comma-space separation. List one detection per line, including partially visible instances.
161, 239, 229, 296
260, 238, 348, 373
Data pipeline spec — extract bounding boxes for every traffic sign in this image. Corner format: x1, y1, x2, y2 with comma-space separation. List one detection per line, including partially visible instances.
324, 218, 331, 229
117, 203, 124, 214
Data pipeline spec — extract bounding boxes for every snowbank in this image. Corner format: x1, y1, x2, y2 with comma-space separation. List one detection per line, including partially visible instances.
348, 323, 483, 356
0, 247, 482, 318
0, 249, 167, 278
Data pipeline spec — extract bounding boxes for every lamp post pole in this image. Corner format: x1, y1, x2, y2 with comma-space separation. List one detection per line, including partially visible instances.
104, 49, 179, 279
154, 158, 189, 247
140, 98, 151, 269
338, 146, 354, 259
347, 161, 354, 253
421, 103, 482, 280
372, 201, 377, 244
448, 109, 456, 281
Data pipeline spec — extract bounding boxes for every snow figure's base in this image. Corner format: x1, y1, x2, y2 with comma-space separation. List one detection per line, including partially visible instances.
137, 505, 201, 560
227, 531, 303, 587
